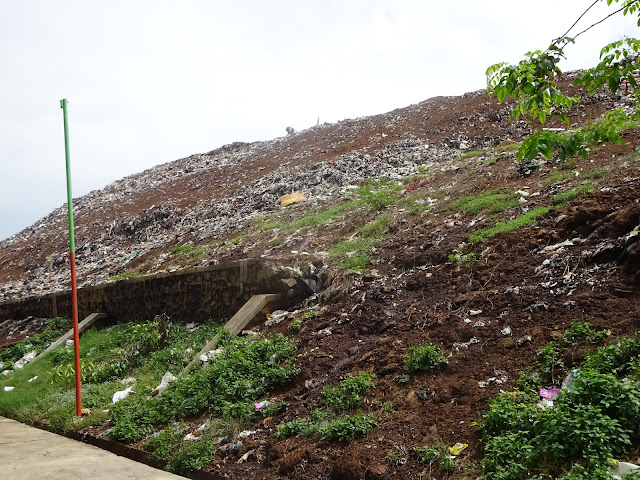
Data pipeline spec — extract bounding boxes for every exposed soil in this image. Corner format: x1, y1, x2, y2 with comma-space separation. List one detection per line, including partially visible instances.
1, 72, 640, 479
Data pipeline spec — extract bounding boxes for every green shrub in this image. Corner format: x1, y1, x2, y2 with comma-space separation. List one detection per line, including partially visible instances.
562, 321, 608, 347
404, 343, 447, 373
322, 372, 375, 412
479, 334, 640, 479
318, 413, 376, 441
110, 333, 299, 443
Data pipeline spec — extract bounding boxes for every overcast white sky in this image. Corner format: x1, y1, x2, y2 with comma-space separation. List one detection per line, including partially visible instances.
0, 1, 638, 241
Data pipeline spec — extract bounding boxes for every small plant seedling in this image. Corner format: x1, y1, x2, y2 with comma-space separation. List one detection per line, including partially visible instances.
448, 252, 476, 264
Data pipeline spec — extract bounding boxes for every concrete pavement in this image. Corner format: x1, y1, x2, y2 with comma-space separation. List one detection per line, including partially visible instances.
0, 417, 187, 479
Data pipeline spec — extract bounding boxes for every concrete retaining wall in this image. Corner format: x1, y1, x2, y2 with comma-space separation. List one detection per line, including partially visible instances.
0, 259, 308, 323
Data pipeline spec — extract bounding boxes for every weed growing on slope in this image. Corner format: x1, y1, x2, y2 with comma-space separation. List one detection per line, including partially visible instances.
583, 166, 609, 180
322, 372, 375, 412
543, 170, 575, 187
357, 178, 402, 210
448, 252, 476, 264
318, 412, 376, 441
404, 343, 448, 374
561, 321, 609, 348
414, 445, 457, 473
469, 207, 549, 244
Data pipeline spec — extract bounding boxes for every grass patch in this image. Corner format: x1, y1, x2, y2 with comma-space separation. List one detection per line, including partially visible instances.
552, 183, 594, 206
469, 207, 549, 244
543, 170, 574, 186
404, 343, 448, 374
288, 201, 357, 231
228, 232, 247, 246
169, 244, 193, 255
584, 166, 609, 180
356, 178, 402, 210
329, 214, 391, 271
109, 270, 143, 281
450, 188, 522, 216
455, 150, 485, 160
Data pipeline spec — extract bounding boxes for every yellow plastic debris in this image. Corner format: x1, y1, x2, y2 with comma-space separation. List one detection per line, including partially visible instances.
280, 192, 306, 208
449, 442, 468, 456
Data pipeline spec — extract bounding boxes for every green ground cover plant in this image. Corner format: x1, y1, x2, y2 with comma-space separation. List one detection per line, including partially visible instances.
552, 183, 594, 206
450, 188, 523, 216
274, 372, 376, 442
329, 214, 391, 271
109, 270, 143, 281
404, 342, 448, 374
479, 332, 640, 479
469, 207, 549, 244
543, 170, 575, 187
169, 244, 193, 255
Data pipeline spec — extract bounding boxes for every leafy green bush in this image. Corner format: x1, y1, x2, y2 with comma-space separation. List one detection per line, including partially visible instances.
165, 438, 215, 476
322, 372, 375, 412
318, 413, 376, 441
562, 321, 608, 347
479, 334, 640, 479
110, 333, 299, 442
404, 343, 447, 373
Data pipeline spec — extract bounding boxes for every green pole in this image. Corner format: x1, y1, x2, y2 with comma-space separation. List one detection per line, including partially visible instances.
60, 98, 82, 417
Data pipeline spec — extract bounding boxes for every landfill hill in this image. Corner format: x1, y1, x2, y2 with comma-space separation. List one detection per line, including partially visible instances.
1, 71, 640, 479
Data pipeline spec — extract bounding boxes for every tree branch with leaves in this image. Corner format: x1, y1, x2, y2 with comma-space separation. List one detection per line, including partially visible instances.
486, 0, 640, 163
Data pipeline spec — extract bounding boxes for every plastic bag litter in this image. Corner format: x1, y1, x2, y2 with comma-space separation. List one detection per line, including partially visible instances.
151, 372, 177, 397
539, 388, 561, 399
4, 386, 14, 392
200, 348, 223, 363
610, 459, 640, 479
112, 386, 134, 404
13, 351, 37, 370
449, 443, 468, 456
254, 401, 268, 410
27, 376, 38, 382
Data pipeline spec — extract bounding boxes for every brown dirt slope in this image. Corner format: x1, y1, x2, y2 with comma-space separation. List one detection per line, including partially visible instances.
1, 72, 640, 479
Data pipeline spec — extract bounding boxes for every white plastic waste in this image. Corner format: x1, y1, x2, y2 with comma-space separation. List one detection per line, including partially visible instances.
112, 386, 134, 404
199, 348, 223, 363
28, 376, 38, 382
151, 372, 177, 397
13, 351, 37, 370
610, 459, 640, 479
4, 386, 15, 392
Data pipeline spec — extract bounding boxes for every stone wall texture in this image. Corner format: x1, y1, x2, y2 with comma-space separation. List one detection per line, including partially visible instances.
0, 259, 304, 323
